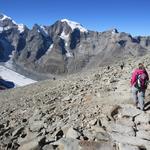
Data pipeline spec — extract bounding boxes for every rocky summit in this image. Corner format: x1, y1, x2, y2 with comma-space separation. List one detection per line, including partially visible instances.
0, 14, 150, 76
0, 54, 150, 150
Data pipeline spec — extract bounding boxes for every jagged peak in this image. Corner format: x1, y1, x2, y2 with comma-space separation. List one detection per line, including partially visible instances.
0, 13, 26, 33
0, 13, 16, 24
32, 24, 48, 36
61, 19, 88, 32
0, 13, 12, 21
111, 28, 119, 34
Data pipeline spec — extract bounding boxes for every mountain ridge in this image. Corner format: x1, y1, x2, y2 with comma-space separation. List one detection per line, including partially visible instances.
0, 14, 150, 76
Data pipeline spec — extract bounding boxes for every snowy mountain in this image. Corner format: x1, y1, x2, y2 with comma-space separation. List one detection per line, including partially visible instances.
61, 19, 88, 32
0, 14, 150, 75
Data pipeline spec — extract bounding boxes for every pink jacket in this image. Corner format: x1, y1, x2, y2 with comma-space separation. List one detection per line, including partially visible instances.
130, 69, 149, 87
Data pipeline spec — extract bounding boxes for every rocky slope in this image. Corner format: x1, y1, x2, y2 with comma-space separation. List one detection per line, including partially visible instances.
0, 55, 150, 150
0, 14, 150, 76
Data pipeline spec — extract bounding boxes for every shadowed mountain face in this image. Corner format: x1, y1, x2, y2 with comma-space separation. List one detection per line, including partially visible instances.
0, 14, 150, 74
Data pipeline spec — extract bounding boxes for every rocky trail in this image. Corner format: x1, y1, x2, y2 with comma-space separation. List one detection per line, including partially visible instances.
0, 56, 150, 150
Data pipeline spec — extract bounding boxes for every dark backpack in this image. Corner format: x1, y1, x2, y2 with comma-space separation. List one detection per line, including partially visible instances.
135, 72, 148, 89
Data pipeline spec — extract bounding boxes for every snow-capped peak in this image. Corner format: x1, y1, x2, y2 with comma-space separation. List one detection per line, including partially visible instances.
61, 19, 88, 32
0, 13, 25, 33
0, 13, 17, 24
111, 28, 118, 34
0, 14, 12, 21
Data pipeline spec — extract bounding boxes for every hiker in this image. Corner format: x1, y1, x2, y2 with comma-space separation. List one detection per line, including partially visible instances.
130, 63, 149, 110
107, 66, 110, 70
120, 62, 124, 70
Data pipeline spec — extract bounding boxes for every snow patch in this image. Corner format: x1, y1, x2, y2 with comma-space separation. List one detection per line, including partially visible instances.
111, 28, 118, 34
12, 20, 17, 24
61, 19, 88, 32
17, 24, 25, 33
0, 27, 3, 32
60, 31, 69, 47
3, 26, 11, 31
65, 42, 68, 47
46, 44, 53, 54
35, 25, 49, 36
60, 31, 69, 41
0, 14, 11, 21
0, 65, 37, 87
59, 29, 73, 57
66, 51, 73, 57
65, 49, 73, 57
40, 26, 48, 35
59, 30, 73, 57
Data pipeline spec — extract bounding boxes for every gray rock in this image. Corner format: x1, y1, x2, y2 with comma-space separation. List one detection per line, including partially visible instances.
45, 135, 55, 143
118, 143, 139, 150
136, 123, 150, 131
18, 140, 40, 150
116, 117, 134, 127
12, 126, 24, 137
87, 119, 97, 126
78, 140, 115, 150
29, 120, 44, 132
18, 135, 45, 150
111, 133, 150, 149
53, 138, 79, 150
42, 144, 55, 150
119, 105, 142, 118
136, 130, 150, 140
66, 127, 81, 139
108, 123, 135, 136
134, 112, 150, 124
95, 132, 111, 142
62, 95, 72, 101
53, 138, 115, 150
90, 126, 106, 133
82, 130, 95, 140
54, 129, 64, 140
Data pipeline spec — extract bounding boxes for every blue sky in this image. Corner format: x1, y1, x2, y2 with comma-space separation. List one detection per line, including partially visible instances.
0, 0, 150, 36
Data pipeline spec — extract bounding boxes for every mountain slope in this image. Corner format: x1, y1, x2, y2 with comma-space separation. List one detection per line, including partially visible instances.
0, 55, 150, 149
